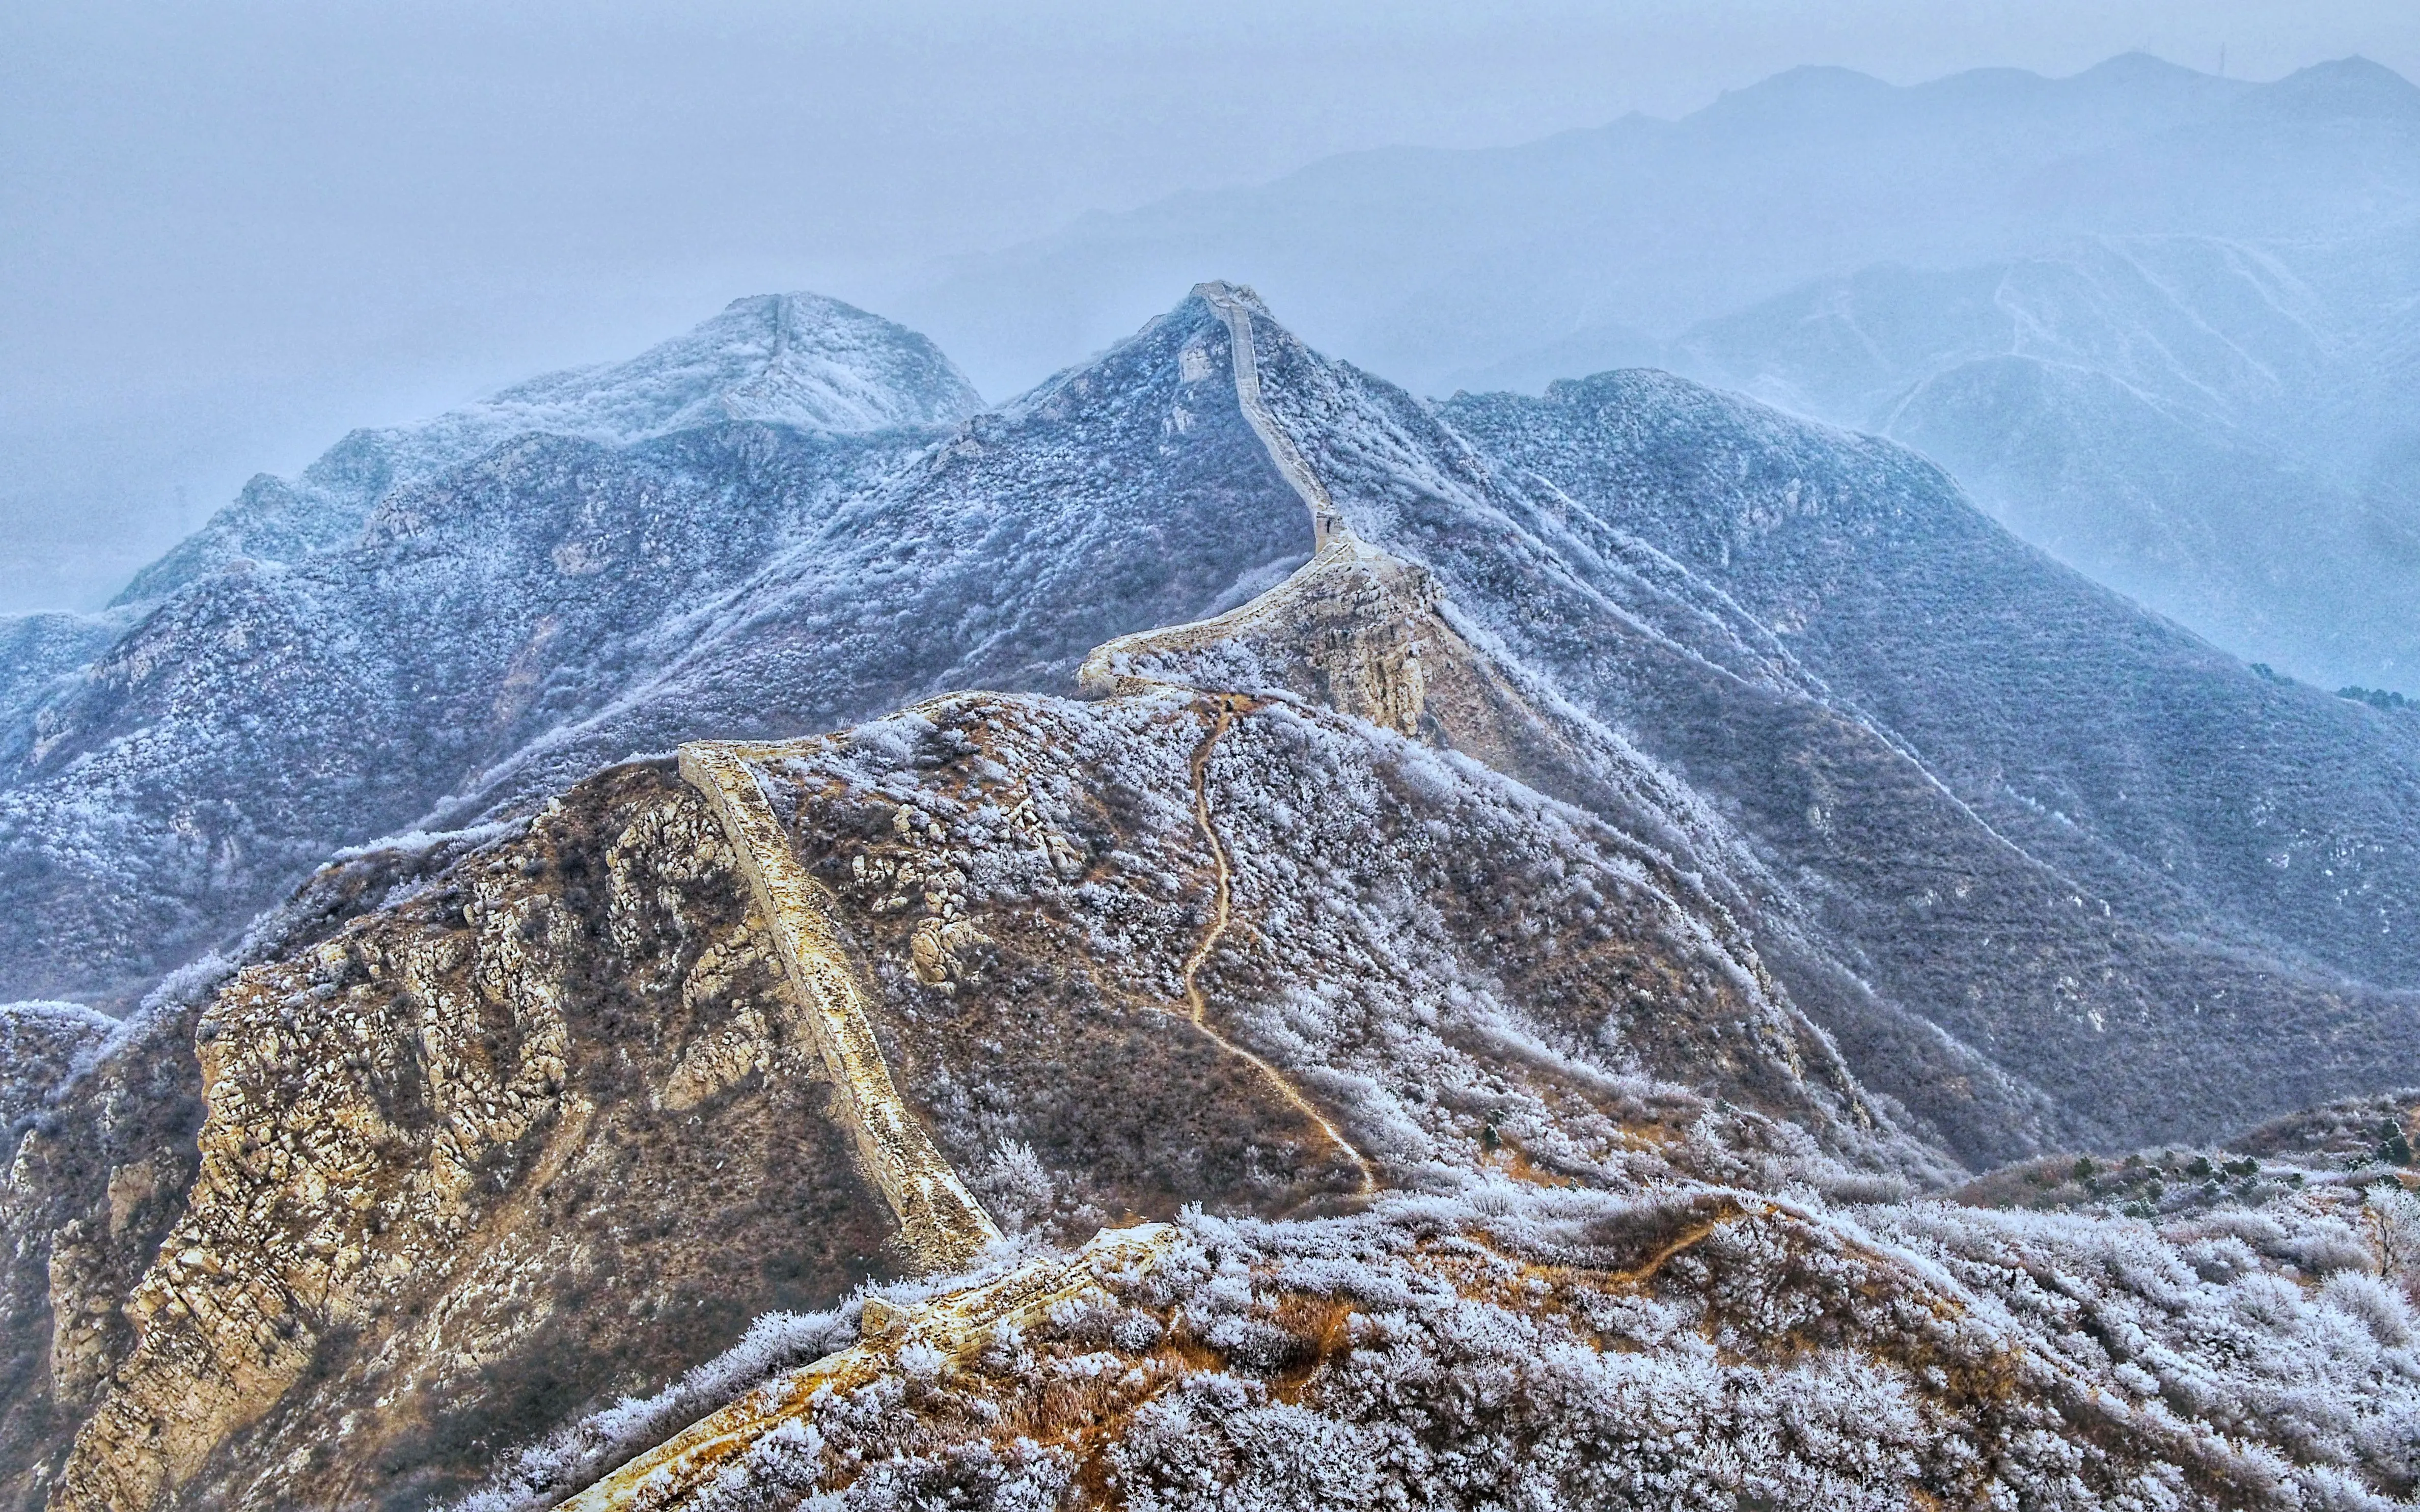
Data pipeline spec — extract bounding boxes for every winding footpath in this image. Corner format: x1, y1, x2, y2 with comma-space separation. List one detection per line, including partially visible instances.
1179, 697, 1376, 1197
564, 287, 1384, 1510
1139, 283, 1382, 1195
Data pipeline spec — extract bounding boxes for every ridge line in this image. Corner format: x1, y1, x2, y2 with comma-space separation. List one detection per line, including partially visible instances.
1194, 280, 1353, 551
678, 741, 1001, 1271
1077, 282, 1374, 697
558, 1224, 1182, 1510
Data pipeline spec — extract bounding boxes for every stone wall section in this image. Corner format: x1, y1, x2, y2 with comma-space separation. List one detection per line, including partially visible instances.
677, 744, 999, 1272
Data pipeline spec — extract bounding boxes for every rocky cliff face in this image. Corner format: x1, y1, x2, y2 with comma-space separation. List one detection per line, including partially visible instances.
23, 765, 901, 1511
4, 283, 2418, 1510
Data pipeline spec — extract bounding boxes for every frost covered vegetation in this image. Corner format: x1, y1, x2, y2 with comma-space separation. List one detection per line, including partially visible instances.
2, 284, 2418, 1509
8, 286, 2414, 1152
463, 1170, 2420, 1510
429, 689, 2420, 1512
0, 291, 1307, 1006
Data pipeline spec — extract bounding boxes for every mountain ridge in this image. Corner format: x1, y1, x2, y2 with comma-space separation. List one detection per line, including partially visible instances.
889, 53, 2420, 695
9, 283, 2417, 1155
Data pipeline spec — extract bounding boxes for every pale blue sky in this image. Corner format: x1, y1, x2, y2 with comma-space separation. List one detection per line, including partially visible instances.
5, 0, 2415, 611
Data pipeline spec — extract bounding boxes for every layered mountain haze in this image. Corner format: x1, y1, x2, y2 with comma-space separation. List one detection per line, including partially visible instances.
1451, 62, 2420, 694
1509, 221, 2420, 693
903, 53, 2420, 693
3, 284, 2417, 1509
906, 57, 2420, 395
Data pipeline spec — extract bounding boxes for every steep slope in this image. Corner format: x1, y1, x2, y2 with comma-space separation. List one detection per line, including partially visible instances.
1548, 226, 2420, 694
0, 612, 132, 744
18, 663, 1890, 1510
0, 294, 1311, 1009
0, 424, 936, 1006
421, 288, 1327, 823
1430, 366, 2420, 1155
115, 294, 983, 606
1442, 370, 2420, 977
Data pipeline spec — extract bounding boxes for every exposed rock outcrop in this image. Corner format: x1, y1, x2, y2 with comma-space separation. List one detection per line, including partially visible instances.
50, 769, 899, 1512
9, 281, 2420, 1511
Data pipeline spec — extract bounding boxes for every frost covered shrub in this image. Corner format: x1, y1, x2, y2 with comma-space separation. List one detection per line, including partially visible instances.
452, 1306, 860, 1511
794, 1441, 1074, 1512
2371, 1187, 2420, 1301
450, 674, 2420, 1511
0, 998, 113, 1144
978, 1140, 1057, 1232
2320, 1271, 2413, 1346
2288, 1218, 2380, 1277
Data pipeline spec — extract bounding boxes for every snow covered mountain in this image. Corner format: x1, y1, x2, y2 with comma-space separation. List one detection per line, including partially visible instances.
2, 284, 2415, 1511
115, 292, 985, 605
0, 296, 992, 1006
0, 608, 133, 736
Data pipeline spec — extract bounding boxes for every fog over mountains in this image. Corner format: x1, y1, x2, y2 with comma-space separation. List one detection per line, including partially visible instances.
9, 283, 2417, 1148
3, 267, 2418, 1507
899, 53, 2420, 692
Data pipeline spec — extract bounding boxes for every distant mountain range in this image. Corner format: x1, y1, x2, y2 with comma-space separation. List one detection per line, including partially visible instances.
895, 53, 2420, 693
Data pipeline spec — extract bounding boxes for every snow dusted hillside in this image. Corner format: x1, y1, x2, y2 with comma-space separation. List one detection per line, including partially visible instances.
115, 293, 985, 604
0, 295, 1310, 1006
1431, 369, 2420, 1156
0, 608, 132, 734
7, 286, 2418, 1162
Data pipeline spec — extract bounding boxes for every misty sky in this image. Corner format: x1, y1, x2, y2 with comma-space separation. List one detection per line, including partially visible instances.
5, 0, 2417, 613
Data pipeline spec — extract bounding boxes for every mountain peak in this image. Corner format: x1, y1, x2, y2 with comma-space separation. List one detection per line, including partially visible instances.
1189, 279, 1270, 316
113, 292, 984, 605
1697, 65, 1896, 126
483, 290, 985, 441
2256, 55, 2420, 119
2071, 50, 2204, 85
